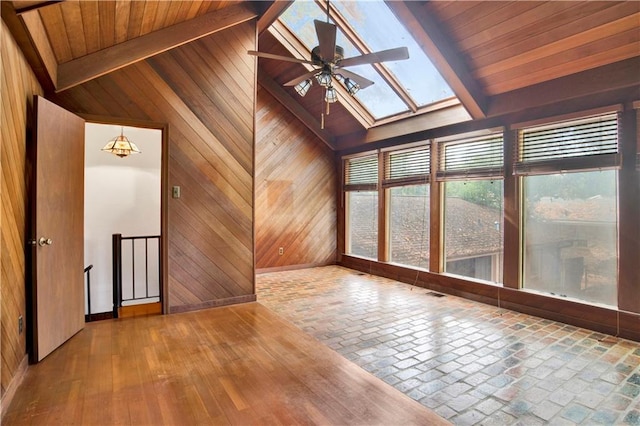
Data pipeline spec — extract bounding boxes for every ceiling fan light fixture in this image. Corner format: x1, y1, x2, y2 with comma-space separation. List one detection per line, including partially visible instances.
250, 8, 409, 129
102, 129, 141, 158
295, 79, 313, 97
325, 86, 338, 103
344, 78, 360, 95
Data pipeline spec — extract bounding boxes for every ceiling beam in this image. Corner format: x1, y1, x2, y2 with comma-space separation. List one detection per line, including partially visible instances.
386, 1, 488, 119
257, 0, 293, 35
335, 103, 472, 150
364, 103, 471, 143
19, 9, 58, 86
258, 73, 336, 149
55, 3, 258, 92
13, 1, 62, 15
488, 57, 640, 117
1, 1, 55, 92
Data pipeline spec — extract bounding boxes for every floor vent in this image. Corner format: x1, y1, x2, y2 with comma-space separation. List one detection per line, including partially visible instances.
426, 292, 445, 298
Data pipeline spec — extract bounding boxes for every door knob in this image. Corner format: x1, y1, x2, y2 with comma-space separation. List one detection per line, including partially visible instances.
38, 237, 53, 246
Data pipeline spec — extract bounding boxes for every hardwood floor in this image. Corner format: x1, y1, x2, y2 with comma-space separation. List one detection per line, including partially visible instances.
3, 303, 448, 425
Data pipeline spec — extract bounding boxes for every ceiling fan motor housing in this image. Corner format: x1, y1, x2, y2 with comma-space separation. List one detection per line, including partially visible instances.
312, 45, 344, 65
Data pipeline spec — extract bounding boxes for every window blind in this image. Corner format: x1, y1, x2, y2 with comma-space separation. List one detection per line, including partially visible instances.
515, 113, 620, 175
436, 133, 503, 181
344, 153, 378, 191
383, 145, 430, 187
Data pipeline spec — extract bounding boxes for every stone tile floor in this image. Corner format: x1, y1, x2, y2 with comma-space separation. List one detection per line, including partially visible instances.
256, 266, 640, 426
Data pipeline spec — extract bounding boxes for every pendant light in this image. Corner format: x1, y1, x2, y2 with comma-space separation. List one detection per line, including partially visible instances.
102, 128, 141, 158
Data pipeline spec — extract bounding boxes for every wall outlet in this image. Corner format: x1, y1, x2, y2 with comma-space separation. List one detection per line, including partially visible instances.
278, 247, 284, 255
18, 315, 23, 334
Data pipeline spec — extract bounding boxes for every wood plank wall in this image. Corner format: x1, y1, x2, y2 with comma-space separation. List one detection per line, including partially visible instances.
255, 87, 337, 271
0, 20, 44, 399
54, 22, 257, 313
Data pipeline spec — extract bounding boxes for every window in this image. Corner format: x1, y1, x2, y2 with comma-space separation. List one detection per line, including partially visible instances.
437, 132, 504, 283
346, 192, 378, 259
344, 153, 378, 259
517, 113, 620, 306
384, 144, 430, 269
331, 1, 454, 107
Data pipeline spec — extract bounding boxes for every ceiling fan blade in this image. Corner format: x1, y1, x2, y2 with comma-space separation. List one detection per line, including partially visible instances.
283, 70, 319, 87
314, 20, 337, 62
339, 47, 409, 68
247, 50, 314, 65
337, 69, 374, 90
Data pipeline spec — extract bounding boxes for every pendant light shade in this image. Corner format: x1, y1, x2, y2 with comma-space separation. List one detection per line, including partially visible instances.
316, 70, 332, 88
325, 86, 338, 103
344, 78, 360, 95
295, 79, 313, 97
102, 128, 141, 158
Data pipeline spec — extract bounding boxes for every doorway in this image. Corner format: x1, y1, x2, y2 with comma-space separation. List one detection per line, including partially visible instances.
84, 123, 165, 319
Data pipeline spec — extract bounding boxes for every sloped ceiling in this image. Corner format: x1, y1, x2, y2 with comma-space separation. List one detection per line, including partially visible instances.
257, 1, 640, 149
3, 0, 639, 151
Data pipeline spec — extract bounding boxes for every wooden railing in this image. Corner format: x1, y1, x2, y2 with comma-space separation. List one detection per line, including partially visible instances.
112, 233, 162, 318
84, 264, 93, 321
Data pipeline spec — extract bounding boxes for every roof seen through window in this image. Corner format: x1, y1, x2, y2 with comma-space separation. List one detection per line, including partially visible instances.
279, 0, 455, 120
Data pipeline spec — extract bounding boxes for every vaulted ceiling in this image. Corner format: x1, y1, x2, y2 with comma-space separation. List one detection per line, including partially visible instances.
3, 0, 639, 151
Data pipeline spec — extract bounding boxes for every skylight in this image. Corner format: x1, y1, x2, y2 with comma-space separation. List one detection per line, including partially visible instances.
279, 0, 455, 120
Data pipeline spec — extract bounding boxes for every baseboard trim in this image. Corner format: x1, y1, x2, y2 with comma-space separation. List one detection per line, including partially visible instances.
256, 261, 336, 275
169, 294, 257, 314
85, 311, 114, 322
119, 302, 162, 318
1, 355, 28, 421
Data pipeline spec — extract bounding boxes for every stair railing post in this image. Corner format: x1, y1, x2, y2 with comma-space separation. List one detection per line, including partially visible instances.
84, 264, 93, 322
112, 233, 122, 318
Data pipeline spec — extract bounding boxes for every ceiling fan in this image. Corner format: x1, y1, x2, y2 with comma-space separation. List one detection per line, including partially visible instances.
248, 1, 409, 128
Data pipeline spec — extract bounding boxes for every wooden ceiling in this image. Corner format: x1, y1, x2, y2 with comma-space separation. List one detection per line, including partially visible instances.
422, 1, 639, 96
3, 0, 639, 150
2, 1, 265, 92
39, 1, 239, 62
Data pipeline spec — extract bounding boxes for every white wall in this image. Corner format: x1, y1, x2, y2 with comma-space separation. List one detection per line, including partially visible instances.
84, 123, 161, 314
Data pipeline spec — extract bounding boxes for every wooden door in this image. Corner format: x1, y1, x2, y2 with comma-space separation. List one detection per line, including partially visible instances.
30, 96, 85, 362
